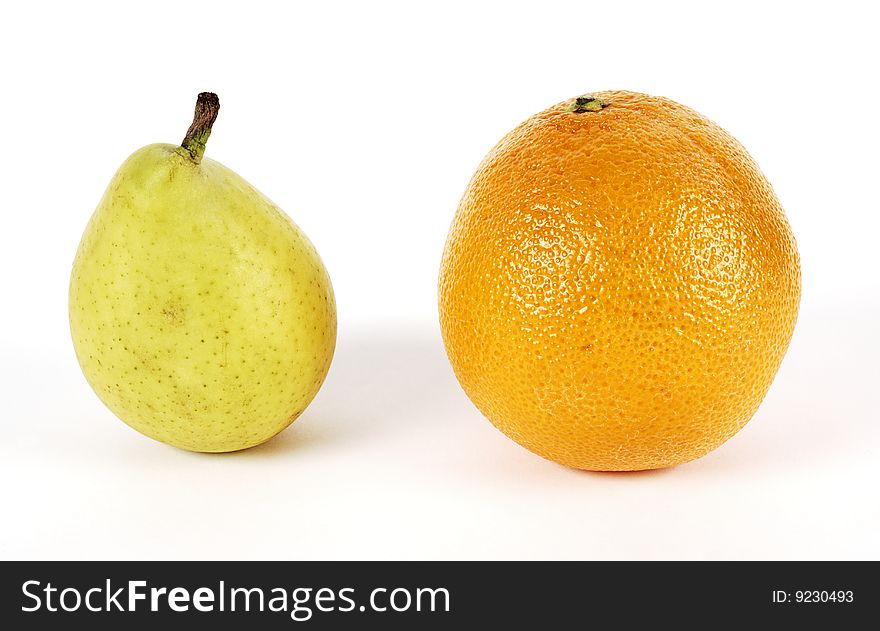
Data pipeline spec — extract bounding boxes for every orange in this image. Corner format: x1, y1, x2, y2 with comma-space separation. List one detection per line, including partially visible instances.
439, 91, 801, 471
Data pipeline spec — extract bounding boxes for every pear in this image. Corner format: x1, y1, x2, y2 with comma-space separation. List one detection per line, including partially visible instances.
69, 93, 336, 452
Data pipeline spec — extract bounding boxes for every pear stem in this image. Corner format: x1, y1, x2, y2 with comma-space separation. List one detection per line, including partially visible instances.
181, 92, 220, 163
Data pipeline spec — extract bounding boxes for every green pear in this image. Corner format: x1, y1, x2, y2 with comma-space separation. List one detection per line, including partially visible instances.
69, 93, 336, 452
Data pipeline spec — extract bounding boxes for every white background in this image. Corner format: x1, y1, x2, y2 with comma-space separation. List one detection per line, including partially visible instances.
0, 1, 877, 560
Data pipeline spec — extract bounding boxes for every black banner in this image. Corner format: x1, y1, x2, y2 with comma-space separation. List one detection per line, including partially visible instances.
0, 561, 875, 627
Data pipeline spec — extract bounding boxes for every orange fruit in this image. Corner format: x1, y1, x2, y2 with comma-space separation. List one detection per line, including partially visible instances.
439, 90, 800, 471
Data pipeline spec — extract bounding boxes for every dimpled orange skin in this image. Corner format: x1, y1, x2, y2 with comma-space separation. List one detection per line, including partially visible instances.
439, 90, 801, 471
